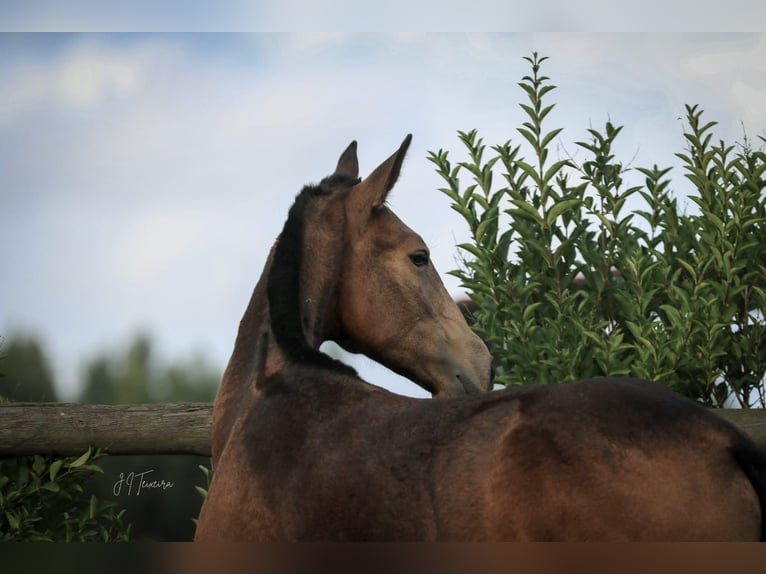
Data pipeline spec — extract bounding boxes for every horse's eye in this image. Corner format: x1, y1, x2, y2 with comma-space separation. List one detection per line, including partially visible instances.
409, 250, 430, 267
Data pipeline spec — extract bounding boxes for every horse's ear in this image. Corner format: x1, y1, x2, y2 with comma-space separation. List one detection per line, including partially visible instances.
358, 134, 412, 209
335, 140, 359, 178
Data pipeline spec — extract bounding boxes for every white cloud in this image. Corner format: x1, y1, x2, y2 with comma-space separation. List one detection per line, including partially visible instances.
54, 45, 141, 105
0, 38, 179, 123
730, 80, 766, 132
115, 210, 214, 284
681, 34, 766, 130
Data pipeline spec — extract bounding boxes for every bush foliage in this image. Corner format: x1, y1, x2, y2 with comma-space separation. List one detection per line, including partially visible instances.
0, 447, 132, 541
430, 53, 766, 408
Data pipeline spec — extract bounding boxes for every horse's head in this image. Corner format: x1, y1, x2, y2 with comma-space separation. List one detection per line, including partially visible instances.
292, 135, 493, 396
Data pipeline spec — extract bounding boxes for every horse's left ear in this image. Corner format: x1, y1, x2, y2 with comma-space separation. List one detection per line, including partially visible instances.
335, 140, 359, 178
361, 134, 411, 208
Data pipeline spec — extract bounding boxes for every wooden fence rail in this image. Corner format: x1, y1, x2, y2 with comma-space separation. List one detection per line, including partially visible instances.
0, 402, 212, 457
1, 402, 766, 457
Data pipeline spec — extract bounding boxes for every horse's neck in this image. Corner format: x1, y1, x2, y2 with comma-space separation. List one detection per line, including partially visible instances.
210, 235, 344, 462
211, 247, 284, 462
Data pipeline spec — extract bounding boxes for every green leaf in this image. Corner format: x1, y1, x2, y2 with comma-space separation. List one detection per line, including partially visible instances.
676, 258, 698, 283
475, 207, 499, 243
5, 511, 20, 531
519, 103, 536, 121
32, 455, 45, 476
457, 242, 484, 259
49, 459, 64, 482
507, 199, 543, 224
517, 127, 540, 153
545, 199, 581, 226
517, 82, 536, 100
538, 104, 556, 123
89, 495, 98, 520
538, 84, 557, 99
540, 127, 564, 150
76, 464, 104, 474
68, 447, 92, 469
542, 159, 572, 186
522, 303, 542, 321
41, 482, 61, 493
700, 210, 725, 234
659, 304, 683, 328
625, 321, 653, 351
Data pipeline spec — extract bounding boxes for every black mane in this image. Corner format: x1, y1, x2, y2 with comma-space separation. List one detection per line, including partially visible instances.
266, 174, 359, 375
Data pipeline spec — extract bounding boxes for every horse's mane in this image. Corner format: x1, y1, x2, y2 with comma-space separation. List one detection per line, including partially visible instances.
266, 173, 360, 375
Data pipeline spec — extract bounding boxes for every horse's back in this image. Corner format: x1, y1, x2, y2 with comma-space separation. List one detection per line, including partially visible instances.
451, 378, 764, 540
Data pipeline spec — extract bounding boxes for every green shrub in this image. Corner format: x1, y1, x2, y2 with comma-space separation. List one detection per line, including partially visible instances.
430, 53, 766, 408
191, 462, 212, 528
0, 446, 132, 541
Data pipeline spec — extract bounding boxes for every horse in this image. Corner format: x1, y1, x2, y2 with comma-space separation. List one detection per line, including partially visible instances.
195, 136, 766, 541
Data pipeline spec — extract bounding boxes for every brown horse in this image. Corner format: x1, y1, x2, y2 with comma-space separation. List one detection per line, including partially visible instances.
195, 136, 766, 541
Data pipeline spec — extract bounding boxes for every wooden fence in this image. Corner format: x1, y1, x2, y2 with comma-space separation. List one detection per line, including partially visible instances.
0, 403, 212, 456
1, 402, 766, 457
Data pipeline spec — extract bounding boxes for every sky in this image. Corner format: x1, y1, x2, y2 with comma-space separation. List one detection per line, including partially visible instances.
1, 1, 764, 32
1, 33, 765, 399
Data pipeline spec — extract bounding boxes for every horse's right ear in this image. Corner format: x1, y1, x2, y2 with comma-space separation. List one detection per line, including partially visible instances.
335, 140, 359, 178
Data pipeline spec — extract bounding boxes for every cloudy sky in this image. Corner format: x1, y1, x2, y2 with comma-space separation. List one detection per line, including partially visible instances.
1, 33, 764, 399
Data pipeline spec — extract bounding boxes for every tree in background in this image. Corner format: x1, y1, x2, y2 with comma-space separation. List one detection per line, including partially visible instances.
0, 334, 58, 402
431, 53, 765, 408
80, 334, 153, 405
